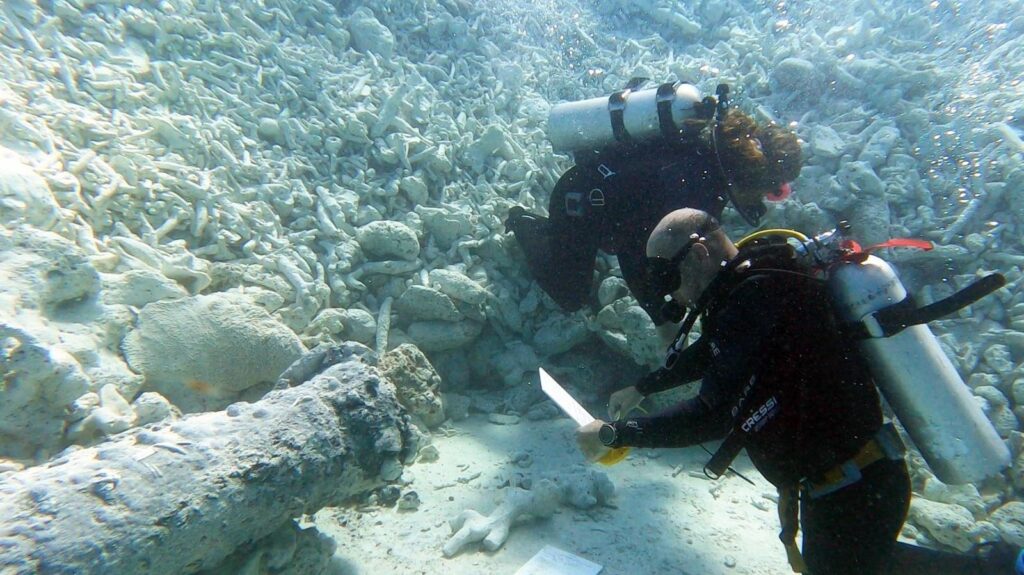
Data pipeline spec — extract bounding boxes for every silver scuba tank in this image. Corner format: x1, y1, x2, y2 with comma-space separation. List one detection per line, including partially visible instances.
827, 255, 1011, 484
547, 82, 702, 152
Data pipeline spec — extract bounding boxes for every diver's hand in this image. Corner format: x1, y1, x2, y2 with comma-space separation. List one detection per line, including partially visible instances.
576, 420, 610, 463
607, 386, 644, 420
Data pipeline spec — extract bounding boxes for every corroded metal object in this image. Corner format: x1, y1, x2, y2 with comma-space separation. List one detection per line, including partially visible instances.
0, 344, 415, 575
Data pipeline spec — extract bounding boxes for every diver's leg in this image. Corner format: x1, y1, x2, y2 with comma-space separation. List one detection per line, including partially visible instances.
800, 459, 910, 575
886, 540, 1021, 574
798, 461, 1020, 575
505, 207, 551, 267
506, 168, 600, 311
541, 170, 602, 310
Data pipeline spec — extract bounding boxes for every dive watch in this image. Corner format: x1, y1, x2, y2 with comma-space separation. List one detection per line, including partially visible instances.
598, 422, 618, 447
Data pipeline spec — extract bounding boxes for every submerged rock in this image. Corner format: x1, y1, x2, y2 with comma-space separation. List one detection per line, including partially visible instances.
122, 293, 306, 412
395, 285, 462, 322
407, 320, 482, 352
356, 220, 420, 262
379, 343, 446, 429
348, 7, 395, 59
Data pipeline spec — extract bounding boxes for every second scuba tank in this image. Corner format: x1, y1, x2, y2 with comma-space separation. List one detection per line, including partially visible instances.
547, 82, 703, 152
828, 255, 1011, 484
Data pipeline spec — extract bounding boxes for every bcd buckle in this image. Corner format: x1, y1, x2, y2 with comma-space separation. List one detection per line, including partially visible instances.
565, 192, 584, 217
802, 460, 862, 499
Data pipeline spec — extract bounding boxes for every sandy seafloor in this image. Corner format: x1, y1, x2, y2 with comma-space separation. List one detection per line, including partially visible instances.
319, 416, 792, 575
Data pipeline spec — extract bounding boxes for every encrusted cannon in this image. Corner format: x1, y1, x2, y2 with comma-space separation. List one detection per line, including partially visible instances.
0, 343, 417, 575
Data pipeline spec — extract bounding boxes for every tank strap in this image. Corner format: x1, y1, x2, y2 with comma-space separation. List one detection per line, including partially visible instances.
844, 273, 1006, 339
656, 82, 680, 138
608, 89, 631, 145
838, 237, 934, 260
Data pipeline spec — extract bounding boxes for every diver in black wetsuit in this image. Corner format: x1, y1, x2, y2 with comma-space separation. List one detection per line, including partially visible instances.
504, 108, 801, 329
575, 208, 1021, 575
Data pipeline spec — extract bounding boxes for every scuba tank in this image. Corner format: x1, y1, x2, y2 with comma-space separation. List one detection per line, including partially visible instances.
763, 225, 1010, 485
546, 80, 706, 152
828, 253, 1009, 484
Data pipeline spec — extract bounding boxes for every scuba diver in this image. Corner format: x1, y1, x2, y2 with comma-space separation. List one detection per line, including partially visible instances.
505, 82, 801, 336
574, 208, 1020, 574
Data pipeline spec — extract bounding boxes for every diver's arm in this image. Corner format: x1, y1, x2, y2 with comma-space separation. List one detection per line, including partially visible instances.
607, 396, 732, 448
607, 333, 707, 420
613, 277, 782, 449
634, 336, 710, 395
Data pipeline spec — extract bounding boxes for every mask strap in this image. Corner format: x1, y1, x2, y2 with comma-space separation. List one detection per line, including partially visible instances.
662, 252, 749, 369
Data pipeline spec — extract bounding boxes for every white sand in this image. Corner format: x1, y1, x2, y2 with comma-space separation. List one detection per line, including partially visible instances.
318, 416, 792, 575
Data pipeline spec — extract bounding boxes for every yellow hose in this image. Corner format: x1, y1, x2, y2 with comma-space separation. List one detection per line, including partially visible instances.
736, 228, 809, 248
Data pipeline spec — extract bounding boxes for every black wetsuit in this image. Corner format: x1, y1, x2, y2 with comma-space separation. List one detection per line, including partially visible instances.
598, 249, 1010, 574
507, 141, 728, 324
606, 252, 1009, 574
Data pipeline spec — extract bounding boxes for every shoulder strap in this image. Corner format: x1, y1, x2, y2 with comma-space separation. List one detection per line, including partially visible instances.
664, 243, 816, 369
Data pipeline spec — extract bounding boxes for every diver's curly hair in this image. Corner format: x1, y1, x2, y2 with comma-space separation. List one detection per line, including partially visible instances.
714, 110, 802, 204
683, 109, 802, 205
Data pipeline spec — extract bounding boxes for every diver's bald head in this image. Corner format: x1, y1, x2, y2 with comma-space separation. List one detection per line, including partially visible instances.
646, 208, 734, 261
646, 209, 737, 308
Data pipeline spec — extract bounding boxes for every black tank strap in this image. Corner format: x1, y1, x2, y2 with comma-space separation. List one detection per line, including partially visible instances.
608, 90, 631, 145
656, 82, 680, 139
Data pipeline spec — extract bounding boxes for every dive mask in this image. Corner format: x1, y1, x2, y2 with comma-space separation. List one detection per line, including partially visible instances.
646, 216, 721, 300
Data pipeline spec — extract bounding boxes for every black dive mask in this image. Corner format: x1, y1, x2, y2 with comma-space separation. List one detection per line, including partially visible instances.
647, 238, 698, 297
646, 216, 720, 321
